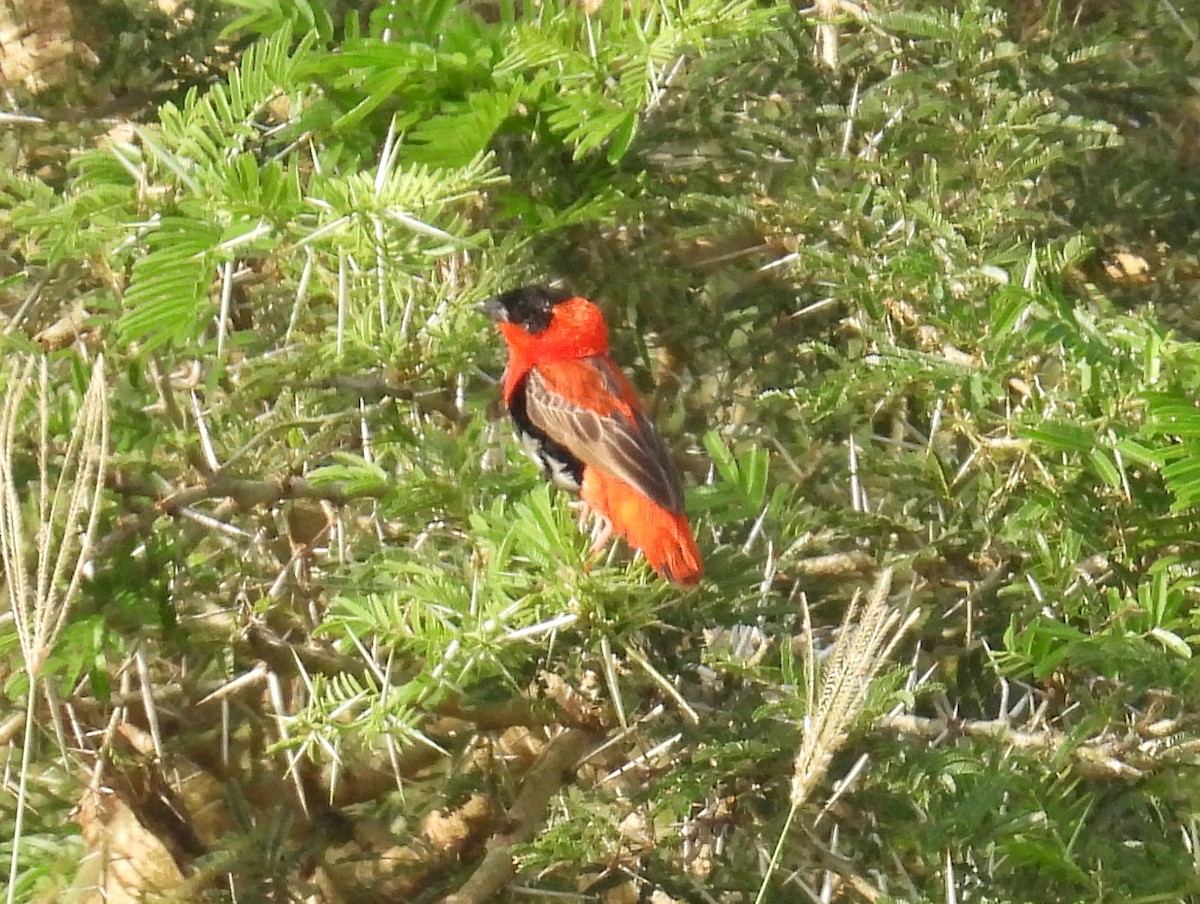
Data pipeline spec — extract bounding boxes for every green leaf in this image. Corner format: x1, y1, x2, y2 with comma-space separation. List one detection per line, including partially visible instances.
1149, 627, 1192, 660
307, 452, 390, 496
1021, 422, 1094, 454
118, 218, 223, 350
988, 285, 1033, 339
1115, 439, 1164, 468
1087, 447, 1122, 490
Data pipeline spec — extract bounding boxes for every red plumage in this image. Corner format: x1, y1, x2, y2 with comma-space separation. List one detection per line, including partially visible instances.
483, 286, 703, 586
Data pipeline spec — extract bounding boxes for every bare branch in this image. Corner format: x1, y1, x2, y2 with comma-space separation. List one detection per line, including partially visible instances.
439, 728, 601, 904
875, 712, 1200, 781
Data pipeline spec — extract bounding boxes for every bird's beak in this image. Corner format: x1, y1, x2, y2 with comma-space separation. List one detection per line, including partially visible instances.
478, 297, 508, 322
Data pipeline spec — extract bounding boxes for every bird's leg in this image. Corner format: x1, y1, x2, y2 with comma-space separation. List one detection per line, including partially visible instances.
587, 513, 613, 556
569, 498, 593, 531
572, 497, 615, 573
580, 517, 614, 575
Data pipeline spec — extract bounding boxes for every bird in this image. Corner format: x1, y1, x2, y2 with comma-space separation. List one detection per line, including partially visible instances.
482, 285, 703, 586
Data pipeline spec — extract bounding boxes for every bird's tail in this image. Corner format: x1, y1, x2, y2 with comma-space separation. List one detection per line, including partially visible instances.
582, 470, 704, 586
639, 507, 704, 587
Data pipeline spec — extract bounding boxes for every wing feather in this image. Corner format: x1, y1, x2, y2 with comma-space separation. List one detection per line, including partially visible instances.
524, 357, 685, 513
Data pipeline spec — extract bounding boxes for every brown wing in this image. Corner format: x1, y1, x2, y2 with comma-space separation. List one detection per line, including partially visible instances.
524, 356, 686, 513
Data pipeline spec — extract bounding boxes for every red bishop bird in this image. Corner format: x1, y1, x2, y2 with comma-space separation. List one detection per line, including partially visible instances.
482, 286, 703, 586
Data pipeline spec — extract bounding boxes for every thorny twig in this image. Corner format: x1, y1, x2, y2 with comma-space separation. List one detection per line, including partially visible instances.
875, 711, 1200, 780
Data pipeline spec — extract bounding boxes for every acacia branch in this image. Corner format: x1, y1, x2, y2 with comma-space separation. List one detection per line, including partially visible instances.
439, 728, 601, 904
296, 374, 465, 423
96, 467, 384, 559
876, 712, 1200, 780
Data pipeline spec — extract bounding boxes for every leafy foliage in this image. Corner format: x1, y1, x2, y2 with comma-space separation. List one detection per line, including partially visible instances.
3, 0, 1200, 900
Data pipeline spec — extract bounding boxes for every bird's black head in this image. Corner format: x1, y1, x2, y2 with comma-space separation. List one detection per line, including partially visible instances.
481, 285, 572, 336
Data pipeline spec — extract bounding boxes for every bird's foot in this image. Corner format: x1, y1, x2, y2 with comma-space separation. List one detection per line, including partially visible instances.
587, 514, 613, 557
569, 498, 593, 531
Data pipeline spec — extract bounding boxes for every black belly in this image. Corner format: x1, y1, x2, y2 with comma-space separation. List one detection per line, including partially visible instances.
509, 375, 584, 493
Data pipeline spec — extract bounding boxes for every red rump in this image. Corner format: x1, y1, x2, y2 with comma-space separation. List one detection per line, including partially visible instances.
581, 467, 703, 586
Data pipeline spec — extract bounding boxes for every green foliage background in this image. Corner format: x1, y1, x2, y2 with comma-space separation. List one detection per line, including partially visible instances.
3, 0, 1200, 900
